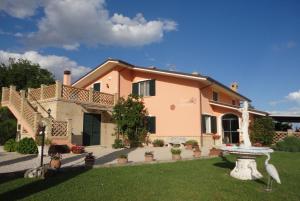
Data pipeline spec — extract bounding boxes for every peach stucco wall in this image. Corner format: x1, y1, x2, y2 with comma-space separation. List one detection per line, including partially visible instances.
80, 65, 252, 145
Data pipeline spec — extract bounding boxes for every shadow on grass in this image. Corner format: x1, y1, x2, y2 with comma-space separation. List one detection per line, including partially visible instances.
0, 154, 37, 166
0, 167, 91, 201
94, 148, 137, 165
0, 170, 26, 185
213, 155, 235, 170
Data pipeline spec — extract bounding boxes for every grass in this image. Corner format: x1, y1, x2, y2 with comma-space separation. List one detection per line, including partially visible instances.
0, 152, 299, 201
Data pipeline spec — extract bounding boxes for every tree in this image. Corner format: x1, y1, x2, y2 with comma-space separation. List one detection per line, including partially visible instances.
0, 58, 55, 144
274, 122, 292, 131
250, 116, 275, 145
112, 94, 148, 147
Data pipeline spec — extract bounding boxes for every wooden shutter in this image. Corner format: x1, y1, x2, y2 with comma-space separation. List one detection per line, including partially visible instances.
201, 115, 206, 133
149, 80, 156, 96
211, 116, 217, 133
148, 116, 156, 134
132, 83, 138, 95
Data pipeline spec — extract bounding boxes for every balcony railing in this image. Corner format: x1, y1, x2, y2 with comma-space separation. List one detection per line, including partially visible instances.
26, 81, 117, 107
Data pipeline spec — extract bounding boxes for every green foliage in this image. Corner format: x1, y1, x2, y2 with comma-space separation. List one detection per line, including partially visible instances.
171, 148, 181, 155
118, 154, 128, 159
250, 117, 275, 145
112, 139, 124, 149
16, 137, 38, 154
112, 94, 148, 147
275, 136, 300, 152
0, 58, 55, 91
185, 140, 198, 146
274, 122, 292, 131
152, 139, 164, 147
0, 107, 17, 145
4, 139, 17, 152
35, 135, 52, 146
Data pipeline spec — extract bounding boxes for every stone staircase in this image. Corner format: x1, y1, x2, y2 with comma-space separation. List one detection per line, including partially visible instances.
1, 86, 70, 143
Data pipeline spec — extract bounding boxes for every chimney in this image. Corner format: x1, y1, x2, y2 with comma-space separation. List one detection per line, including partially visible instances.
63, 70, 71, 86
230, 82, 238, 92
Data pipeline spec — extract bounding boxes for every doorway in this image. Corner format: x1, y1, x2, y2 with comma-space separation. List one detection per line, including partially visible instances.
222, 114, 239, 144
83, 113, 101, 146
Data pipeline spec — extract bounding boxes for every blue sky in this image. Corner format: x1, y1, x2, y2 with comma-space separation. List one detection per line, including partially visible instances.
0, 0, 300, 115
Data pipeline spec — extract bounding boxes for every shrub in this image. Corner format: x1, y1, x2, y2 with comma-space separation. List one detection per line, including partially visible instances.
48, 145, 70, 155
4, 139, 17, 152
0, 108, 17, 145
153, 139, 164, 147
16, 137, 38, 154
171, 148, 181, 155
275, 136, 300, 152
118, 154, 128, 159
185, 140, 198, 146
35, 135, 52, 146
112, 139, 124, 149
250, 117, 275, 145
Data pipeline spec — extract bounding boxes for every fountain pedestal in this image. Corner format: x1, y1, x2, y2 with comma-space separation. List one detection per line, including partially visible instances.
230, 156, 262, 180
221, 146, 273, 180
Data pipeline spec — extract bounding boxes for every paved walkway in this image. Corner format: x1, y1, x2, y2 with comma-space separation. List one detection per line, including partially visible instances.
0, 146, 210, 173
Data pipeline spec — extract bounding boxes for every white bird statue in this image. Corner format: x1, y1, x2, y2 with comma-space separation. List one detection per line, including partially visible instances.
264, 153, 281, 191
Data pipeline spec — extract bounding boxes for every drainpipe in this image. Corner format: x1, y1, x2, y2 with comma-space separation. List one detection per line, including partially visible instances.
199, 82, 214, 147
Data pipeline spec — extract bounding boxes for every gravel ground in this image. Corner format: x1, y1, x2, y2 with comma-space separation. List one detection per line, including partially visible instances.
0, 146, 210, 173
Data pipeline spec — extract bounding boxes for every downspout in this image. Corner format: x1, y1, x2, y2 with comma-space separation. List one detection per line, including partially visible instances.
199, 82, 214, 147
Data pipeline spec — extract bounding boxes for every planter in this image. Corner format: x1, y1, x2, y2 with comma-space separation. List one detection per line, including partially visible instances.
85, 159, 95, 167
50, 159, 61, 169
185, 144, 193, 150
117, 158, 128, 164
209, 148, 221, 156
193, 150, 201, 158
38, 145, 49, 156
172, 154, 181, 160
145, 154, 154, 162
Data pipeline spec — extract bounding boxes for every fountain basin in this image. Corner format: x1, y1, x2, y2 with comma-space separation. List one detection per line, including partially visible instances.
221, 146, 273, 180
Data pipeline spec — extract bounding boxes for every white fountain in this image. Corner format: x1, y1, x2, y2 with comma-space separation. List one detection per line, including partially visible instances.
221, 101, 273, 180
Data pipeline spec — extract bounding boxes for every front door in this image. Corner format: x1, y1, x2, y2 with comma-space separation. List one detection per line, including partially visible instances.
222, 114, 239, 144
83, 113, 101, 146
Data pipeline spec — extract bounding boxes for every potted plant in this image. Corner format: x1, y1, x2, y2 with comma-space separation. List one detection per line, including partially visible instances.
49, 153, 62, 169
193, 145, 201, 158
85, 152, 95, 168
185, 140, 198, 150
71, 145, 85, 154
212, 134, 221, 145
144, 151, 154, 162
209, 146, 221, 156
117, 154, 128, 164
152, 139, 164, 147
171, 148, 181, 160
36, 136, 51, 156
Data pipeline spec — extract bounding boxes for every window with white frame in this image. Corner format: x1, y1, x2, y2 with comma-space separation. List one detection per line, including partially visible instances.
201, 115, 217, 134
132, 80, 156, 97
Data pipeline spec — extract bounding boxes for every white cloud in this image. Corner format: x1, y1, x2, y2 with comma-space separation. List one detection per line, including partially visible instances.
0, 50, 91, 81
268, 107, 300, 116
0, 0, 177, 49
0, 0, 40, 18
273, 41, 297, 51
286, 90, 300, 103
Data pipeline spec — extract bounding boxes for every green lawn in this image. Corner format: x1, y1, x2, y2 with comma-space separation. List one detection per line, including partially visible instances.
0, 152, 299, 201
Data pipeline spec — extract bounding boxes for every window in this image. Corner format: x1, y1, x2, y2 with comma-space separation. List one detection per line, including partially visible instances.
213, 91, 218, 101
201, 115, 217, 134
132, 80, 155, 96
232, 100, 236, 105
146, 116, 156, 134
93, 83, 101, 92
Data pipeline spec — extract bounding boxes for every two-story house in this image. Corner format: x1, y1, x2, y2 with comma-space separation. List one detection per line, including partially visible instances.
1, 59, 266, 148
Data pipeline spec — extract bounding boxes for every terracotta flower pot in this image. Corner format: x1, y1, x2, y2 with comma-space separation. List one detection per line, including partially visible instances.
145, 155, 154, 162
50, 159, 61, 169
186, 144, 193, 150
209, 148, 221, 156
193, 150, 201, 158
117, 158, 128, 164
172, 154, 181, 160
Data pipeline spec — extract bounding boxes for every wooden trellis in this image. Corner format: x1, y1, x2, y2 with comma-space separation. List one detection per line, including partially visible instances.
62, 85, 89, 102
51, 119, 68, 136
43, 85, 56, 99
93, 91, 114, 105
